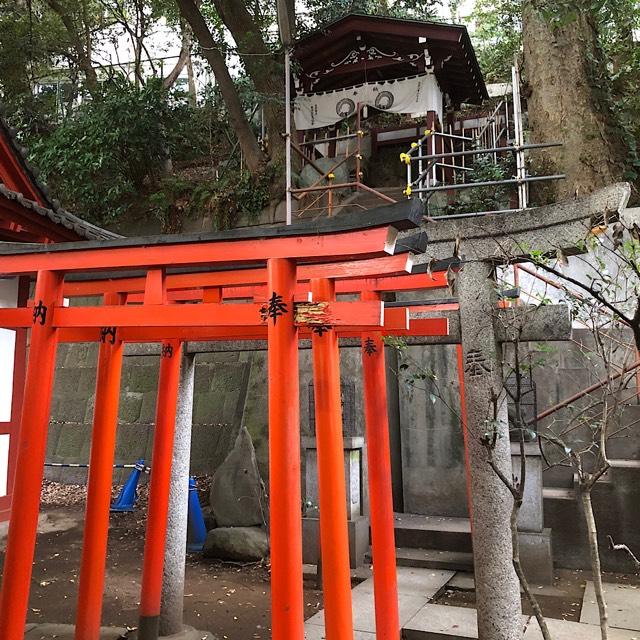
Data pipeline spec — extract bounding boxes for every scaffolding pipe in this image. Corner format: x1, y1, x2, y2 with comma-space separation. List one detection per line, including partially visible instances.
300, 132, 358, 146
512, 63, 527, 209
412, 174, 565, 194
409, 142, 562, 163
285, 49, 292, 225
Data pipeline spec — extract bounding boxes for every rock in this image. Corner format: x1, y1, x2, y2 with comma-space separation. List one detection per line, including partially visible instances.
209, 426, 265, 527
203, 526, 269, 562
201, 505, 217, 532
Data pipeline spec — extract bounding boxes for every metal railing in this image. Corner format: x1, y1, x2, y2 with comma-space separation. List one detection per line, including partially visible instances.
290, 104, 396, 218
400, 64, 564, 215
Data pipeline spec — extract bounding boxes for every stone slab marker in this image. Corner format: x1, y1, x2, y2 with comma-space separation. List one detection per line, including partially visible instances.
458, 261, 522, 639
160, 352, 195, 637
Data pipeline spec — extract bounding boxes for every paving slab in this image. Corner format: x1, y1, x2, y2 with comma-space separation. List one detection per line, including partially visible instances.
446, 572, 570, 597
403, 604, 480, 639
403, 604, 531, 639
524, 617, 639, 639
306, 566, 452, 634
304, 624, 375, 639
306, 591, 428, 634
447, 572, 475, 591
353, 567, 454, 598
580, 581, 640, 631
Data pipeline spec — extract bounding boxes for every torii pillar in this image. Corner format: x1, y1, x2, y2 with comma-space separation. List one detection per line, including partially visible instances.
458, 260, 521, 639
418, 183, 632, 640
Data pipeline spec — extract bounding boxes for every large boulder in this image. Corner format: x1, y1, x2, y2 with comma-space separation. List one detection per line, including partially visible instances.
203, 526, 269, 562
209, 426, 265, 527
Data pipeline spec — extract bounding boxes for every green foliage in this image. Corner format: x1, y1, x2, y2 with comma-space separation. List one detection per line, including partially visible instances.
471, 0, 522, 83
299, 0, 442, 34
148, 165, 276, 232
31, 78, 190, 224
440, 154, 515, 216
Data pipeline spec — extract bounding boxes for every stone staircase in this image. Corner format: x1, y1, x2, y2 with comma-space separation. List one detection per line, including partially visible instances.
367, 513, 474, 573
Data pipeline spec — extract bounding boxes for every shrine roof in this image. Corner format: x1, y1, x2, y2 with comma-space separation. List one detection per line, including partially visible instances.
294, 13, 488, 104
0, 198, 422, 255
0, 105, 120, 242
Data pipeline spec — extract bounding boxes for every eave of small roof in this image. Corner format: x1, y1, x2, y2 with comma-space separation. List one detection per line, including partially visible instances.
294, 13, 488, 104
0, 104, 121, 241
0, 184, 121, 241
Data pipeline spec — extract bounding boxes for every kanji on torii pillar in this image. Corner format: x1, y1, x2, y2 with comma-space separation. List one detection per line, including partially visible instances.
416, 183, 631, 640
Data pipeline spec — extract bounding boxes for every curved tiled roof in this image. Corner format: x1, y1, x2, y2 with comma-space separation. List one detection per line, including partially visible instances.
0, 105, 121, 241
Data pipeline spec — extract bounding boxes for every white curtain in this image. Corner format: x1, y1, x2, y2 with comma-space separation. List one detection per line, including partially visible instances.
294, 73, 442, 131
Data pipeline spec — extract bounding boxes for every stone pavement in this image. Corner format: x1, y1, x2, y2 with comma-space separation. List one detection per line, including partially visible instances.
580, 581, 640, 632
523, 618, 639, 639
24, 624, 128, 639
24, 623, 216, 639
304, 567, 453, 637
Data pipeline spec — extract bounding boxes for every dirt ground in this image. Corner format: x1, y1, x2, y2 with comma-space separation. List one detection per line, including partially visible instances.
0, 482, 324, 640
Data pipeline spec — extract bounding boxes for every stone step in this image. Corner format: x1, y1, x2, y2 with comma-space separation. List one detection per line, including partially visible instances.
543, 486, 576, 500
393, 513, 473, 553
609, 458, 640, 469
365, 546, 474, 572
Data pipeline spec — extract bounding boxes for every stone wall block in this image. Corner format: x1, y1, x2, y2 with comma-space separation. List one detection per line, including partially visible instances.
54, 424, 91, 461
76, 368, 98, 396
194, 366, 214, 393
118, 392, 143, 424
123, 364, 159, 393
138, 392, 158, 425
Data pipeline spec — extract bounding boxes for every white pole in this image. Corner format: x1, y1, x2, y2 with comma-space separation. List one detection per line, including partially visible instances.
285, 48, 293, 225
512, 63, 527, 209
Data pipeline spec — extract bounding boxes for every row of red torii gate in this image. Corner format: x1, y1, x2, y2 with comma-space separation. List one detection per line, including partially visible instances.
0, 183, 624, 640
0, 200, 463, 640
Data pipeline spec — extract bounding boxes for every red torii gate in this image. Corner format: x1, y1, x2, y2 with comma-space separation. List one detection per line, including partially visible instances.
0, 204, 460, 640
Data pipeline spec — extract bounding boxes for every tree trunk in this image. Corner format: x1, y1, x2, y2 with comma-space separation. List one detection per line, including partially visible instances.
212, 0, 286, 164
580, 486, 609, 640
176, 0, 268, 174
522, 0, 628, 203
510, 501, 551, 640
47, 0, 98, 96
163, 24, 191, 90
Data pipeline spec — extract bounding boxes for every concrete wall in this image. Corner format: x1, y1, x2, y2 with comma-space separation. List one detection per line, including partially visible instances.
45, 332, 640, 573
398, 343, 469, 518
46, 346, 257, 483
45, 344, 367, 492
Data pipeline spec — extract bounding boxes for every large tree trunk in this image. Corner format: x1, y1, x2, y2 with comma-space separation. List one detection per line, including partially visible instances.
47, 0, 98, 96
212, 0, 286, 164
523, 1, 628, 203
176, 0, 268, 174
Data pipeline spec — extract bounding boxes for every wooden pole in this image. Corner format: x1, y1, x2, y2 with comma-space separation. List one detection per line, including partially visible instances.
138, 340, 183, 640
361, 290, 400, 640
75, 295, 124, 639
0, 270, 63, 640
311, 277, 354, 640
267, 258, 304, 640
